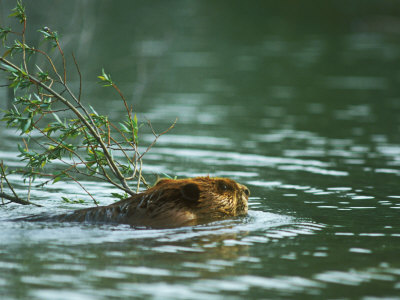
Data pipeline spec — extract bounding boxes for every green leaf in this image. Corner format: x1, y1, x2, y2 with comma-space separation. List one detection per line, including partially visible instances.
89, 105, 98, 116
111, 192, 129, 201
53, 176, 62, 184
17, 144, 25, 155
161, 173, 174, 179
9, 0, 26, 24
61, 196, 71, 203
0, 26, 12, 43
22, 117, 31, 133
98, 68, 113, 86
61, 196, 86, 204
52, 113, 63, 125
2, 49, 12, 58
1, 63, 17, 72
119, 122, 130, 132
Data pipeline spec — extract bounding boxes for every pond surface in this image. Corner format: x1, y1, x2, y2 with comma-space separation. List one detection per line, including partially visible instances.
1, 1, 400, 299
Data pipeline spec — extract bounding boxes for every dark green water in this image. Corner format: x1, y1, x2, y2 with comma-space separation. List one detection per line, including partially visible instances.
1, 1, 400, 299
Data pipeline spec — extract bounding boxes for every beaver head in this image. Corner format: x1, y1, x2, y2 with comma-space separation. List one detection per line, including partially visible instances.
123, 176, 250, 227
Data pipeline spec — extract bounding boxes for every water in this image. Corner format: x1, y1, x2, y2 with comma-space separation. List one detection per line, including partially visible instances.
1, 0, 400, 299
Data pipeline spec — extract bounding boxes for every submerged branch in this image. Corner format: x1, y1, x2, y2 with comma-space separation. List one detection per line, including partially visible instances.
0, 191, 41, 206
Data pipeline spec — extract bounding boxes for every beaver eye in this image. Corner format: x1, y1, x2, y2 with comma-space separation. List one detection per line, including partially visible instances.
217, 181, 232, 193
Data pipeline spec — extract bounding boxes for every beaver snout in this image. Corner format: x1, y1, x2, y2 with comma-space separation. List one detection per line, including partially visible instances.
234, 184, 250, 216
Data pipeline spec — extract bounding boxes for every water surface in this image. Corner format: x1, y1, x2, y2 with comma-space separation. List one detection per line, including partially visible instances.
1, 1, 400, 299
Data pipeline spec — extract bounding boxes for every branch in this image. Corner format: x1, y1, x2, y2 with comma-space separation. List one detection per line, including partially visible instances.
0, 161, 19, 200
0, 191, 41, 206
0, 161, 41, 206
0, 57, 134, 194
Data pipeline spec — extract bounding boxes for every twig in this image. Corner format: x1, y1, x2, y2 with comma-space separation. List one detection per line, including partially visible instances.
79, 129, 136, 194
0, 169, 3, 205
22, 138, 32, 201
33, 48, 63, 83
111, 83, 136, 144
55, 36, 66, 84
97, 123, 134, 165
139, 118, 177, 160
22, 17, 28, 78
72, 52, 82, 102
0, 161, 19, 200
63, 172, 97, 206
136, 159, 143, 193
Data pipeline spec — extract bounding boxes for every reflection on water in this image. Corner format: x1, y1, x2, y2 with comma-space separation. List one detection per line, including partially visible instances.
0, 210, 312, 246
0, 210, 325, 299
1, 0, 400, 299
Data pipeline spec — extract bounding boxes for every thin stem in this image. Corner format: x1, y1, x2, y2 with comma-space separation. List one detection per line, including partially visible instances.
139, 118, 177, 161
0, 161, 19, 200
136, 159, 143, 193
22, 18, 28, 77
108, 121, 142, 183
33, 48, 63, 83
63, 172, 97, 206
1, 171, 3, 205
55, 39, 66, 84
97, 123, 134, 165
79, 129, 135, 194
72, 52, 82, 102
27, 175, 32, 201
22, 138, 32, 202
112, 83, 136, 144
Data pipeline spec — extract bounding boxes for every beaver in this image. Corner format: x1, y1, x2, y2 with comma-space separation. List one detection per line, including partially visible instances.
22, 177, 250, 228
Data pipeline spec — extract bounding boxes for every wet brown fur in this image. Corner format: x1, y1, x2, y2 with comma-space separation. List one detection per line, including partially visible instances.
28, 177, 250, 228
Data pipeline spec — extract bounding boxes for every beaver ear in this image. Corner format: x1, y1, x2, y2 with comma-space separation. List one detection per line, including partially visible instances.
180, 183, 200, 203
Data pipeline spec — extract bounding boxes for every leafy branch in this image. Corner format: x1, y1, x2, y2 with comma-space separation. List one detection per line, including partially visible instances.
0, 1, 175, 206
